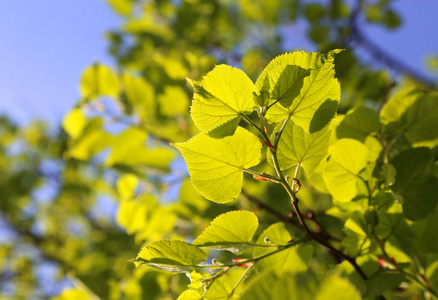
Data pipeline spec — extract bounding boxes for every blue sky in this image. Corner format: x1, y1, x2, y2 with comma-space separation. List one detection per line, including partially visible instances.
0, 1, 437, 125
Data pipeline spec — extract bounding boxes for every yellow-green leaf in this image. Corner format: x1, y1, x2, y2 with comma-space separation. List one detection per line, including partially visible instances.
323, 139, 369, 202
190, 65, 256, 138
274, 120, 330, 174
136, 240, 207, 272
172, 127, 261, 203
193, 211, 258, 253
80, 63, 119, 100
264, 51, 341, 133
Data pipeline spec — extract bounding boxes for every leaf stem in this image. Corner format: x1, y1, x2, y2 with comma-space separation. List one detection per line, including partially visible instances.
267, 125, 369, 281
241, 114, 263, 133
243, 169, 281, 183
372, 231, 438, 297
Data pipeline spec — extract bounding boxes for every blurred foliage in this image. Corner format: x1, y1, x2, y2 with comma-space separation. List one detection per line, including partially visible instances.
0, 0, 437, 299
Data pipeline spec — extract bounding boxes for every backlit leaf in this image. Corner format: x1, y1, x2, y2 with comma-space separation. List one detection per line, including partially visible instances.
80, 63, 119, 100
274, 120, 330, 174
264, 51, 341, 133
190, 65, 256, 138
136, 240, 207, 272
172, 127, 261, 203
323, 139, 369, 202
193, 211, 258, 253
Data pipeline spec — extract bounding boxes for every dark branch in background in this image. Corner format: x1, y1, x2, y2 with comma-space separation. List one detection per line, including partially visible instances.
349, 0, 437, 90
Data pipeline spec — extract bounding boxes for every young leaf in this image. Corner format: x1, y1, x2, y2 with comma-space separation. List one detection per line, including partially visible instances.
190, 65, 256, 138
136, 240, 207, 272
264, 51, 341, 133
193, 211, 258, 253
274, 121, 330, 174
80, 63, 119, 100
323, 139, 369, 202
172, 127, 261, 203
268, 65, 311, 107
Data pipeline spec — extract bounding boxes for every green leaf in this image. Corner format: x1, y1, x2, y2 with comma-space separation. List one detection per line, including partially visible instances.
80, 63, 119, 100
136, 240, 207, 272
323, 139, 369, 202
107, 0, 134, 16
122, 73, 155, 120
380, 85, 420, 125
62, 108, 87, 139
274, 120, 330, 174
158, 86, 190, 117
190, 65, 256, 137
67, 118, 112, 161
204, 272, 234, 300
264, 51, 341, 133
391, 148, 438, 220
336, 107, 380, 142
116, 174, 139, 199
241, 271, 318, 300
193, 211, 258, 253
254, 223, 312, 274
268, 65, 311, 107
172, 127, 261, 203
177, 290, 202, 300
105, 127, 174, 171
404, 92, 438, 148
365, 270, 405, 298
315, 274, 361, 300
342, 213, 370, 257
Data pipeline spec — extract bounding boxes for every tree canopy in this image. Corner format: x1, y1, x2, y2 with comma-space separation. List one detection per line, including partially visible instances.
1, 0, 438, 299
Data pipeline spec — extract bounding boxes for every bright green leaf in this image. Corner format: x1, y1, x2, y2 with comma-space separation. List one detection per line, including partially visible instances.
158, 86, 190, 117
193, 210, 258, 253
274, 120, 330, 174
116, 174, 139, 200
105, 127, 174, 171
122, 73, 155, 120
268, 65, 310, 107
177, 290, 202, 300
62, 108, 87, 139
254, 223, 312, 274
323, 139, 369, 202
172, 127, 261, 203
190, 65, 256, 137
80, 63, 119, 100
136, 240, 207, 272
264, 51, 341, 133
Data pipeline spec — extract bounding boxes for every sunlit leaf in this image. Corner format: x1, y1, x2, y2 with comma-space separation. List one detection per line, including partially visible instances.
323, 139, 369, 202
263, 51, 341, 133
190, 65, 256, 137
274, 120, 330, 174
80, 63, 119, 100
136, 240, 207, 272
172, 127, 261, 203
193, 211, 258, 253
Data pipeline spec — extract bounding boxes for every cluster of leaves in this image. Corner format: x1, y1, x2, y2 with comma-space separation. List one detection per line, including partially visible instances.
129, 49, 438, 299
1, 0, 437, 299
